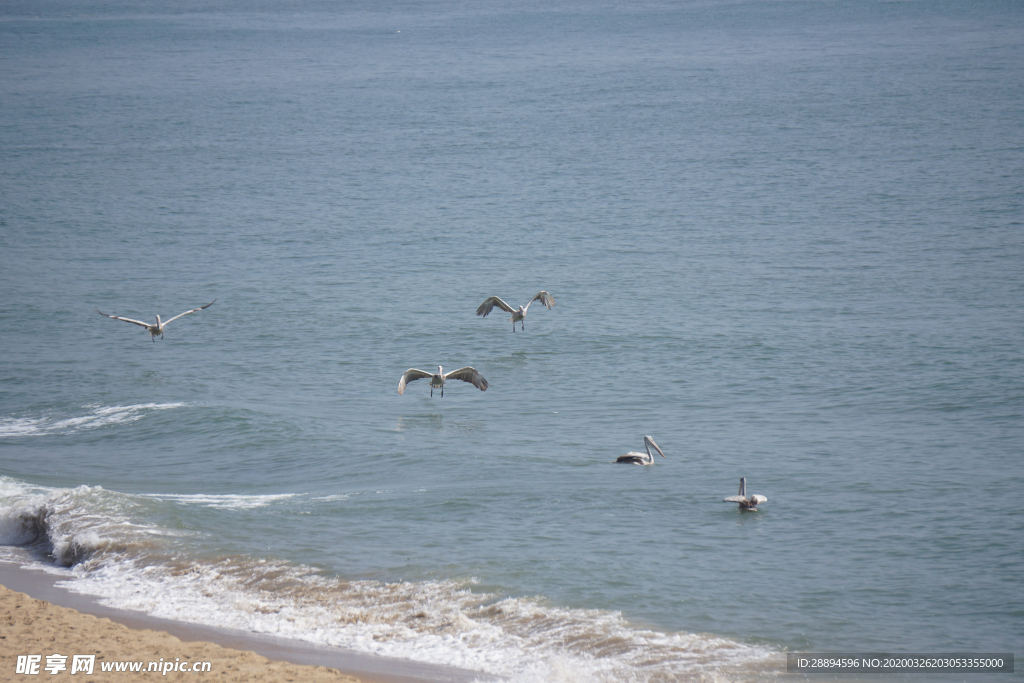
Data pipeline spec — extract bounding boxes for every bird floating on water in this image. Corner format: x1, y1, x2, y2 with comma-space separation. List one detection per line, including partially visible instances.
614, 435, 666, 465
476, 291, 555, 332
398, 365, 489, 397
96, 300, 216, 341
723, 477, 767, 511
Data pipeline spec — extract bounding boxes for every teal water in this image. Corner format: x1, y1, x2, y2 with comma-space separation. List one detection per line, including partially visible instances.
2, 1, 1022, 680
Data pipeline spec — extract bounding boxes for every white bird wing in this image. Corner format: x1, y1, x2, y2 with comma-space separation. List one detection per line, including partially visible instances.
443, 366, 489, 391
723, 495, 748, 503
750, 495, 767, 504
522, 290, 555, 314
398, 368, 433, 395
160, 299, 217, 326
476, 296, 515, 317
96, 309, 152, 329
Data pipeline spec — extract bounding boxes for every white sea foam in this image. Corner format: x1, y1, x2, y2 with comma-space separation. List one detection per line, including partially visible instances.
59, 559, 777, 682
140, 493, 299, 510
0, 476, 778, 681
0, 403, 186, 437
309, 494, 351, 503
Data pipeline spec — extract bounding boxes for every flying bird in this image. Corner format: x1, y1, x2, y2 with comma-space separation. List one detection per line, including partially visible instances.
96, 300, 216, 341
723, 477, 767, 511
476, 291, 555, 332
614, 435, 666, 465
398, 365, 489, 397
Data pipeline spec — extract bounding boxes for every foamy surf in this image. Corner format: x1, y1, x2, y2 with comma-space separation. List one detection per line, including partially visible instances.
139, 493, 300, 510
0, 477, 779, 682
0, 403, 186, 438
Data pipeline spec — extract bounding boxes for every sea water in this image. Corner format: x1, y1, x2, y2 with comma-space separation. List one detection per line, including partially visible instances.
1, 0, 1022, 681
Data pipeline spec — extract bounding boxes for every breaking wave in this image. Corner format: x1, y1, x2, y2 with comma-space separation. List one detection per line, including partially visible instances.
0, 403, 186, 438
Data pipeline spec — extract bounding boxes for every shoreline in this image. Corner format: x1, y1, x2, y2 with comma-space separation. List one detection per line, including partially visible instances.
0, 557, 496, 683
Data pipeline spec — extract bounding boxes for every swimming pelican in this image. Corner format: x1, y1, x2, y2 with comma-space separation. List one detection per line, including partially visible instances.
614, 436, 666, 465
398, 365, 489, 397
96, 300, 216, 341
723, 477, 767, 511
476, 291, 555, 332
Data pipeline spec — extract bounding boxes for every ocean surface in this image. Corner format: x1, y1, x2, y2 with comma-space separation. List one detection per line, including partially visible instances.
1, 0, 1022, 681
